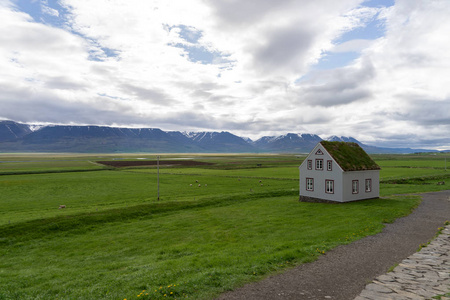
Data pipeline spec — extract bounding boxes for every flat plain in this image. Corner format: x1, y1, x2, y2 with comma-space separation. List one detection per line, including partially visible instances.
0, 153, 449, 300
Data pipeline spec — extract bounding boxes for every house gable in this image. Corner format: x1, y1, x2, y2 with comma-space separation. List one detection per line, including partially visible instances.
299, 143, 343, 173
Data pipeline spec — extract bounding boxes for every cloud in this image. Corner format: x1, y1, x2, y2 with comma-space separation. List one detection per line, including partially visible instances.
295, 58, 375, 106
118, 83, 176, 106
43, 76, 88, 90
251, 25, 316, 75
1, 0, 450, 149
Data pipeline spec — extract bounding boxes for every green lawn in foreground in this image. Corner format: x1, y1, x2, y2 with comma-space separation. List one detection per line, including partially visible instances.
0, 153, 448, 299
0, 194, 420, 300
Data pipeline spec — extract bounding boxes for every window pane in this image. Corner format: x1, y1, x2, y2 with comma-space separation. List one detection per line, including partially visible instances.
325, 180, 333, 193
306, 178, 314, 191
352, 180, 358, 194
365, 179, 371, 192
316, 159, 323, 170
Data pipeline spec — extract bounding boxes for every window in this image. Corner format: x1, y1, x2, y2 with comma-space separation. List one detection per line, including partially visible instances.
315, 149, 324, 155
325, 180, 334, 194
327, 160, 332, 171
352, 180, 359, 194
315, 159, 323, 170
307, 160, 312, 170
365, 179, 372, 192
306, 178, 314, 191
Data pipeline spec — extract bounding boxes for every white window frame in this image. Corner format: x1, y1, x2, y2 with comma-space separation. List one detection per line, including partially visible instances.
307, 160, 312, 170
315, 159, 323, 170
327, 160, 332, 171
365, 179, 372, 192
325, 180, 334, 194
352, 180, 359, 194
306, 178, 314, 191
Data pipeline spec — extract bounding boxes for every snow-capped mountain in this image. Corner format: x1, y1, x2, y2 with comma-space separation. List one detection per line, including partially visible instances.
0, 120, 435, 153
254, 133, 323, 152
183, 131, 256, 152
0, 120, 32, 142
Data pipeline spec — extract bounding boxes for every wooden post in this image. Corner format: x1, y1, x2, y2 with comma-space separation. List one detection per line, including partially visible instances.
157, 155, 160, 201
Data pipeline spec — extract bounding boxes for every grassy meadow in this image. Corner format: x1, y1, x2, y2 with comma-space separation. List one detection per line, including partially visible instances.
0, 152, 449, 299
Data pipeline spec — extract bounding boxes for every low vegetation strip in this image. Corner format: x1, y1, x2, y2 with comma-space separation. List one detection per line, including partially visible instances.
381, 173, 450, 184
97, 160, 214, 167
0, 167, 109, 176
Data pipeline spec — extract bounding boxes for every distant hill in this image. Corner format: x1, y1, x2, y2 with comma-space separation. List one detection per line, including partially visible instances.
0, 120, 437, 153
4, 124, 204, 153
253, 133, 323, 153
183, 131, 256, 152
0, 120, 32, 142
324, 135, 432, 154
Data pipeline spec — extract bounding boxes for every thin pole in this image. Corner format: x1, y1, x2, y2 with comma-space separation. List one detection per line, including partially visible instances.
157, 155, 160, 201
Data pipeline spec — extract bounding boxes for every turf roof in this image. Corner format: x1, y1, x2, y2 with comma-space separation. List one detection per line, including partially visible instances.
320, 141, 381, 171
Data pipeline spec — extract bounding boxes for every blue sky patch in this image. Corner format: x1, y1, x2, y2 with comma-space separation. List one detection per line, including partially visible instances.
177, 25, 202, 44
167, 24, 232, 65
170, 43, 229, 65
313, 52, 360, 70
313, 0, 393, 70
362, 0, 395, 8
15, 0, 69, 27
336, 13, 386, 44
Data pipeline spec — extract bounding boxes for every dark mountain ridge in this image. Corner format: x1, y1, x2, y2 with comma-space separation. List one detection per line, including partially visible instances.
0, 120, 436, 153
254, 133, 323, 153
0, 120, 32, 142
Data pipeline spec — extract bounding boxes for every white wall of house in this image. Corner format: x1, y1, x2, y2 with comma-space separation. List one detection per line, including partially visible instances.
342, 170, 380, 201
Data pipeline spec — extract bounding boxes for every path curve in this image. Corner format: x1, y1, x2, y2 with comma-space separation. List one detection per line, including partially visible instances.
217, 190, 450, 300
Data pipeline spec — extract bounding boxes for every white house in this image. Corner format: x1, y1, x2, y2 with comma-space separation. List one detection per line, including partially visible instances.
299, 141, 380, 203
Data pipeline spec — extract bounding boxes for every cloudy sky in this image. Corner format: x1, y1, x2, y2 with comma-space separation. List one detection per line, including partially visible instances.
1, 0, 449, 150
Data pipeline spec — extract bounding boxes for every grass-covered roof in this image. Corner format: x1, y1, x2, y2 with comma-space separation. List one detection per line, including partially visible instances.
320, 141, 381, 171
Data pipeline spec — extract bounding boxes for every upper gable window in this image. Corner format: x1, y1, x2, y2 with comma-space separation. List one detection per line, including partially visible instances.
315, 159, 323, 170
327, 160, 332, 171
307, 160, 312, 170
315, 149, 324, 155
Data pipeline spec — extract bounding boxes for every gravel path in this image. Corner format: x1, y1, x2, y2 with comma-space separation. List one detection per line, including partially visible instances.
217, 190, 450, 300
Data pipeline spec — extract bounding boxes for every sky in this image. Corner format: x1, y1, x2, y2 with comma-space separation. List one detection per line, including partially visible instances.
0, 0, 449, 150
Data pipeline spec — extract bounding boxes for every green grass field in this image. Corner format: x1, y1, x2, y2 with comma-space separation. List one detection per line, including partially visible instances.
0, 153, 449, 300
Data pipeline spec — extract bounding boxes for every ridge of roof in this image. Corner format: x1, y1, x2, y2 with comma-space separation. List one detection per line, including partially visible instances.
320, 141, 381, 171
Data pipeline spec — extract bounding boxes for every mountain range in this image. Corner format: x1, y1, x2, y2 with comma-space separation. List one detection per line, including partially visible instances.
0, 120, 434, 154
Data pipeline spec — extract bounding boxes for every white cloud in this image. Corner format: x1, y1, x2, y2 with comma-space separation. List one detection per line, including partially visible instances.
0, 0, 449, 149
